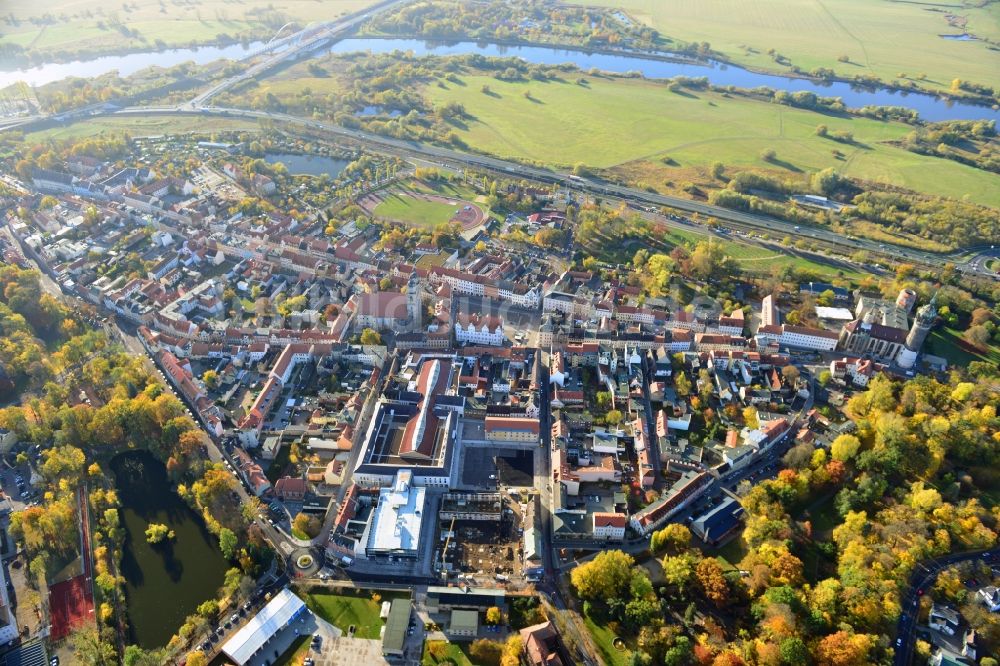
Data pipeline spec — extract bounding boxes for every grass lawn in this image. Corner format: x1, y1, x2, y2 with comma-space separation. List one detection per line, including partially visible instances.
803, 494, 840, 535
1, 0, 383, 60
405, 178, 480, 200
711, 537, 749, 571
425, 74, 1000, 208
23, 115, 261, 142
422, 641, 474, 666
372, 191, 464, 228
302, 589, 393, 639
583, 612, 632, 666
925, 326, 1000, 368
580, 0, 1000, 92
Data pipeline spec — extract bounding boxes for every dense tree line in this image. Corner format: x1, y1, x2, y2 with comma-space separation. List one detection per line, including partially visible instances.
368, 0, 662, 51
0, 269, 268, 663
898, 119, 1000, 174
572, 370, 1000, 664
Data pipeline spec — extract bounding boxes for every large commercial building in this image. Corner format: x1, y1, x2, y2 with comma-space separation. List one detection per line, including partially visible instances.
364, 470, 427, 559
353, 354, 465, 487
222, 588, 307, 665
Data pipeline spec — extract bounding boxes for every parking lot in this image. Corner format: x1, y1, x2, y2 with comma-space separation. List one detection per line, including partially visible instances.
460, 448, 499, 487
460, 448, 535, 489
0, 462, 38, 510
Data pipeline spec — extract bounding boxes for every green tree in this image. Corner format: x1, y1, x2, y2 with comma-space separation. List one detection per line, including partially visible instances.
359, 328, 382, 346
570, 550, 635, 601
674, 373, 692, 397
650, 524, 691, 554
219, 528, 238, 559
202, 369, 219, 389
485, 606, 503, 625
500, 634, 523, 666
144, 523, 174, 544
779, 637, 809, 665
196, 599, 219, 618
831, 433, 861, 461
72, 627, 117, 665
469, 638, 502, 666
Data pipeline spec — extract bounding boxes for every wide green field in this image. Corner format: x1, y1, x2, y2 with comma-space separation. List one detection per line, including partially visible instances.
425, 74, 1000, 207
0, 0, 381, 60
580, 0, 1000, 91
372, 191, 466, 228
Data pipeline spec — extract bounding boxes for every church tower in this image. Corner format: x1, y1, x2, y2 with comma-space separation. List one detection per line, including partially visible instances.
407, 273, 422, 332
898, 292, 937, 369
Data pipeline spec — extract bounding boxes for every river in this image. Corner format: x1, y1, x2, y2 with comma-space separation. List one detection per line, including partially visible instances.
2, 35, 996, 122
0, 41, 265, 89
326, 38, 1000, 123
111, 450, 228, 648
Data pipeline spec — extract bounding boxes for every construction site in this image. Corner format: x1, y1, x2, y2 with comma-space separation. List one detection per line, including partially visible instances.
437, 492, 526, 581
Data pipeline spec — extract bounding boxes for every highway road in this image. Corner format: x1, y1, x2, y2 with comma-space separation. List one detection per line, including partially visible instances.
187, 0, 409, 108
107, 104, 1000, 280
894, 548, 1000, 665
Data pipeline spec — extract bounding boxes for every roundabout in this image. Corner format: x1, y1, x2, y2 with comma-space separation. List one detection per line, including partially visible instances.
289, 547, 322, 578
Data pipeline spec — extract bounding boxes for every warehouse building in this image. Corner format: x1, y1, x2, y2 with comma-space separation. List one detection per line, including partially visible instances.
222, 588, 307, 665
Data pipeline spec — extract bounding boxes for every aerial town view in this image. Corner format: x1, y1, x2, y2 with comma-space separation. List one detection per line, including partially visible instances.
0, 0, 999, 665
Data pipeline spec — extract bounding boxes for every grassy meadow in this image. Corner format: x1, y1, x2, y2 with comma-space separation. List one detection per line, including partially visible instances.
424, 73, 1000, 208
372, 192, 462, 228
581, 0, 1000, 91
0, 0, 381, 60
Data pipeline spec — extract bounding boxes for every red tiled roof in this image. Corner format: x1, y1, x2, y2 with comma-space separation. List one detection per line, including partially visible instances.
485, 416, 540, 434
593, 512, 626, 528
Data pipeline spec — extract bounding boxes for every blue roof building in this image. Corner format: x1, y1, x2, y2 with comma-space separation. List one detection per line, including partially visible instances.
691, 497, 745, 546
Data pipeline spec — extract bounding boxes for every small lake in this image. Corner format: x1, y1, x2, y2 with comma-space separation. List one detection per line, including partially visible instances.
0, 41, 266, 89
327, 37, 1000, 122
112, 450, 228, 648
264, 152, 350, 177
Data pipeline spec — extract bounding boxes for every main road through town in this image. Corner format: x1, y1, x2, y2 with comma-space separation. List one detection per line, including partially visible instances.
893, 548, 1000, 665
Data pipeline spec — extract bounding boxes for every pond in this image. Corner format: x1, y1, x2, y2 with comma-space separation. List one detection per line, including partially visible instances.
263, 152, 350, 178
327, 37, 1000, 122
0, 41, 266, 89
111, 450, 228, 648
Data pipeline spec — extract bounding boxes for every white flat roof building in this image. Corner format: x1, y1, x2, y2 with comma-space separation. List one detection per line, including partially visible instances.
366, 469, 426, 558
222, 588, 307, 665
815, 306, 855, 321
